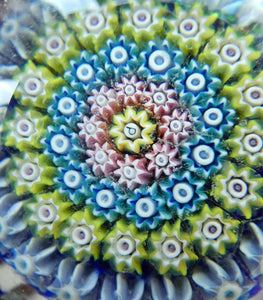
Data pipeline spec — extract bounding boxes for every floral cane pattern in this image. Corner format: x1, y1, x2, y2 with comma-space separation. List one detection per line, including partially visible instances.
1, 0, 263, 299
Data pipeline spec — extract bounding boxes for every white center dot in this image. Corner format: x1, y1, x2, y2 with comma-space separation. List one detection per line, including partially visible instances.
58, 97, 76, 116
124, 123, 141, 139
64, 170, 82, 189
220, 43, 241, 64
186, 73, 206, 92
85, 12, 105, 32
203, 108, 223, 126
37, 204, 57, 223
76, 64, 94, 83
162, 238, 182, 259
155, 153, 169, 167
202, 219, 223, 240
153, 92, 166, 105
192, 145, 215, 166
123, 166, 136, 179
110, 46, 128, 66
96, 95, 107, 106
179, 18, 199, 37
135, 197, 156, 218
71, 225, 92, 246
148, 50, 171, 73
16, 119, 34, 137
20, 163, 40, 181
173, 182, 194, 204
95, 150, 108, 164
227, 178, 248, 199
46, 35, 64, 55
243, 86, 263, 106
125, 84, 136, 96
50, 134, 71, 154
23, 77, 43, 96
116, 236, 136, 256
133, 9, 151, 28
243, 133, 263, 153
85, 123, 96, 134
170, 120, 183, 133
96, 189, 115, 208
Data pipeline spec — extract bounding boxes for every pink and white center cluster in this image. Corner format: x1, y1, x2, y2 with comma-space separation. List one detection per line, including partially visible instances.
78, 76, 193, 190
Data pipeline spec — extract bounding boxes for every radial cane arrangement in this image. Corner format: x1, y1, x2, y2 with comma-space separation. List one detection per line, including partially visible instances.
1, 0, 263, 299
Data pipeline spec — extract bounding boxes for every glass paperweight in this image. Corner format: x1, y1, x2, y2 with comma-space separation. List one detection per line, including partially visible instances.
1, 0, 263, 299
